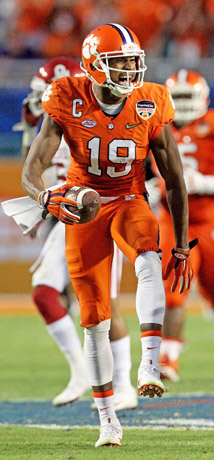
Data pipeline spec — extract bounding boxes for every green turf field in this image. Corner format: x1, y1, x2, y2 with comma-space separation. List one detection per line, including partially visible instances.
1, 312, 214, 399
1, 426, 214, 460
0, 310, 214, 459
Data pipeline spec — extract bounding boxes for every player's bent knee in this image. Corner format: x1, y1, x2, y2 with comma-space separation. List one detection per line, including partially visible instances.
32, 285, 67, 324
135, 251, 165, 325
85, 319, 111, 335
135, 251, 162, 278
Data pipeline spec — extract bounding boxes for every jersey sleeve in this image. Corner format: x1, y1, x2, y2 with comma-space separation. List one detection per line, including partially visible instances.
162, 87, 175, 125
149, 85, 175, 140
42, 81, 61, 121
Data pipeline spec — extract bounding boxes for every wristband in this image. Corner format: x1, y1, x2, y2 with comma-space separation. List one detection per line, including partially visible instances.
37, 191, 48, 209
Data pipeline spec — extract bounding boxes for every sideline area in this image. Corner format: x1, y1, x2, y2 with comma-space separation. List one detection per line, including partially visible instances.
1, 394, 214, 429
0, 289, 211, 316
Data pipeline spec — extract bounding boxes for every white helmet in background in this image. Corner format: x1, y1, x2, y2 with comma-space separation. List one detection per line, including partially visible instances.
29, 57, 83, 116
165, 69, 210, 125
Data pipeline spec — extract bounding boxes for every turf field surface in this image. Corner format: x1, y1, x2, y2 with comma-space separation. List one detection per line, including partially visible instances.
0, 296, 214, 458
1, 426, 214, 460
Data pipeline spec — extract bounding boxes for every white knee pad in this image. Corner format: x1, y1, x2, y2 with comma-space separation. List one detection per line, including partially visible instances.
135, 251, 165, 325
84, 319, 113, 386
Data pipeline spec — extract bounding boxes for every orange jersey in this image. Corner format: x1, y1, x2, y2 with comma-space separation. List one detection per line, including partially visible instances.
157, 109, 214, 223
172, 110, 214, 223
42, 76, 174, 197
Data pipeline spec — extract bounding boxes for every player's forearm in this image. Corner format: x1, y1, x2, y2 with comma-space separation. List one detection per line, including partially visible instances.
22, 154, 46, 201
22, 126, 39, 160
166, 179, 189, 249
22, 136, 59, 202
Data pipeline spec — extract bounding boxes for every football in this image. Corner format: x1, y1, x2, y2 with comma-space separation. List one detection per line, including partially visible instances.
64, 186, 101, 224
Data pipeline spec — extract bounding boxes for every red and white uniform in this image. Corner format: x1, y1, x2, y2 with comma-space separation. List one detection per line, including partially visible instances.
42, 76, 174, 327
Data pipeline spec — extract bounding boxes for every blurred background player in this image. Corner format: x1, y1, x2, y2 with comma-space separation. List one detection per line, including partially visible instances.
18, 56, 137, 409
157, 69, 214, 381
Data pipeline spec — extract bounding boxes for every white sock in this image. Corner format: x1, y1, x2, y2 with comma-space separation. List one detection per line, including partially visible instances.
110, 336, 132, 391
93, 392, 118, 426
160, 338, 184, 361
141, 335, 162, 367
47, 314, 89, 381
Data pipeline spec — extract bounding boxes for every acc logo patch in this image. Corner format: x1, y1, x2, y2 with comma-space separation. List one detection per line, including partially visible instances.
136, 100, 156, 120
194, 121, 210, 137
81, 119, 97, 128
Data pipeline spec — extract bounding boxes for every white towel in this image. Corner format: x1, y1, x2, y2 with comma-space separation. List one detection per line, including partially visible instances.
1, 183, 65, 234
1, 196, 43, 234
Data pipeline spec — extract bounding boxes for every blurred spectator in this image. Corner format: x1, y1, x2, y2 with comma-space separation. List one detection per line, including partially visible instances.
204, 0, 214, 54
163, 0, 213, 63
0, 0, 18, 55
117, 0, 173, 57
73, 0, 121, 38
1, 0, 214, 60
2, 0, 54, 57
40, 3, 82, 58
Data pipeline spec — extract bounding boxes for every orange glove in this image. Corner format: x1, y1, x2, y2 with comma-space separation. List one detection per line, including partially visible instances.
163, 238, 198, 294
37, 184, 80, 225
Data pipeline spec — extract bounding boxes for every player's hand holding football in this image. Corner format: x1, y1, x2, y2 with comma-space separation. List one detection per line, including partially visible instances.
37, 184, 101, 225
163, 238, 198, 294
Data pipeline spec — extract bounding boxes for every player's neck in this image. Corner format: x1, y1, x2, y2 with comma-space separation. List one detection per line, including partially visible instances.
92, 84, 126, 105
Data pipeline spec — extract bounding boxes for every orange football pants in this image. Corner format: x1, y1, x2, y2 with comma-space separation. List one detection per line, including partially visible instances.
159, 207, 214, 308
65, 195, 159, 327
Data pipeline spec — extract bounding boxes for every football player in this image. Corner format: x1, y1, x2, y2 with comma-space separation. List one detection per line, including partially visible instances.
22, 24, 193, 447
20, 56, 137, 409
158, 69, 214, 382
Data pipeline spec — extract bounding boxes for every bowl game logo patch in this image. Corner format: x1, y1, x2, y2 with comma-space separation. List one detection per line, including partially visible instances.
136, 100, 156, 120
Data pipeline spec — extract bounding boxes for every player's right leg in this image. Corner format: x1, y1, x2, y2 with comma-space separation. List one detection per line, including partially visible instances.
65, 219, 123, 446
109, 242, 138, 410
85, 321, 123, 447
31, 221, 90, 405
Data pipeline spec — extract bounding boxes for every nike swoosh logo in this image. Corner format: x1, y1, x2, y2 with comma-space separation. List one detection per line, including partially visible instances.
100, 406, 110, 411
147, 347, 158, 350
125, 122, 141, 129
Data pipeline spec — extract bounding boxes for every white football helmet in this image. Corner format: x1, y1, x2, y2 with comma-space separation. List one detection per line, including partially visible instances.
80, 23, 147, 97
165, 69, 210, 125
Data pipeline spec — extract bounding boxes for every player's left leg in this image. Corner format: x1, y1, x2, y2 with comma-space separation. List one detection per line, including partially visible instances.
111, 195, 165, 398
